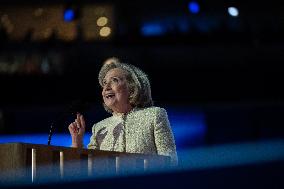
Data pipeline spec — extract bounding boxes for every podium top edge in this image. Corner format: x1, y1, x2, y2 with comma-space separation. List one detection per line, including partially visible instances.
0, 142, 170, 159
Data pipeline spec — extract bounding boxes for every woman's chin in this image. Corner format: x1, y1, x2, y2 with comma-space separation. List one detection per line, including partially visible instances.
104, 100, 116, 108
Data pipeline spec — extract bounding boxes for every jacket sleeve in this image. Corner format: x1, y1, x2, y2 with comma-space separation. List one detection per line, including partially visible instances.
87, 124, 98, 149
154, 108, 178, 166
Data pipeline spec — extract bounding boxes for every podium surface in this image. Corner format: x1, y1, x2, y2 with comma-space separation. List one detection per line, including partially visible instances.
0, 143, 170, 183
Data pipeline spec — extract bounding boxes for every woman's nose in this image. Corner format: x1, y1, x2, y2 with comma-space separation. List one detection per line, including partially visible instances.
104, 82, 111, 90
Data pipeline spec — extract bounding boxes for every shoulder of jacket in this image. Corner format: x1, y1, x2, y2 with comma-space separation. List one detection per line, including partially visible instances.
139, 106, 166, 115
93, 116, 114, 128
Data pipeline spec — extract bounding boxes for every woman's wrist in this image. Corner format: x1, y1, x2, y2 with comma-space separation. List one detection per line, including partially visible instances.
71, 136, 84, 148
71, 143, 84, 148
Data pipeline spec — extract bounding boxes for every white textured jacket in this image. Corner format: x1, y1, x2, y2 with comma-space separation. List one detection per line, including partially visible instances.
87, 106, 178, 165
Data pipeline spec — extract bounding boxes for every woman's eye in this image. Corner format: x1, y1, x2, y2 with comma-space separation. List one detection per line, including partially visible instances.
112, 78, 119, 83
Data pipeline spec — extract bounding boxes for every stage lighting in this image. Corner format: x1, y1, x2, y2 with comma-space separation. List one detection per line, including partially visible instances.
188, 1, 200, 14
141, 23, 165, 36
96, 16, 108, 27
228, 7, 239, 17
99, 26, 111, 37
64, 8, 76, 22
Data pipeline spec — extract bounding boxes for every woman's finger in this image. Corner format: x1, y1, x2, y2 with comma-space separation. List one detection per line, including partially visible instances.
75, 119, 80, 128
71, 122, 78, 132
79, 115, 85, 129
68, 124, 73, 132
69, 123, 75, 130
76, 113, 81, 124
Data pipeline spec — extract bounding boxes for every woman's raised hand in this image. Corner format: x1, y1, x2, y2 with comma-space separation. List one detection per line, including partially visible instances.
68, 113, 86, 148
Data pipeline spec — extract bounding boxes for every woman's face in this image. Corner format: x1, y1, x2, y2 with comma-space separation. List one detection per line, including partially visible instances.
102, 68, 132, 113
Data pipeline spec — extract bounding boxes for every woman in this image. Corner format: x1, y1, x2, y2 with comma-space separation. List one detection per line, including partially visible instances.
68, 57, 178, 165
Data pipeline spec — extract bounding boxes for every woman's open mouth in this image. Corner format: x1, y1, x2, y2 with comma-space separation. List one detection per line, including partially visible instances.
105, 93, 115, 99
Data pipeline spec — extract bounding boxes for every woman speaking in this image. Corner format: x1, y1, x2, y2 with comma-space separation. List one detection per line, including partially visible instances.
68, 57, 177, 165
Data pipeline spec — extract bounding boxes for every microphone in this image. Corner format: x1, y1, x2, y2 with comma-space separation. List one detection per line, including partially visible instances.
47, 99, 91, 145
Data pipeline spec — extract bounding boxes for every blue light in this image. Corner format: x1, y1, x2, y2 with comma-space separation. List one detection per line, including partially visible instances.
0, 133, 92, 148
178, 139, 284, 170
64, 9, 75, 22
141, 23, 166, 36
188, 1, 200, 14
167, 107, 207, 149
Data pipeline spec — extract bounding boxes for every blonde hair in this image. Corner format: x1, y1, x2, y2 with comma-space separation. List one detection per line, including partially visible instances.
99, 57, 153, 113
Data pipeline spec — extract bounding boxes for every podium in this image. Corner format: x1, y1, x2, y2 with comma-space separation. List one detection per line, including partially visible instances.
0, 143, 170, 184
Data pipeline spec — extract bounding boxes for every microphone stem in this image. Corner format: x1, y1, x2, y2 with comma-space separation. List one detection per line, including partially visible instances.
47, 122, 55, 145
